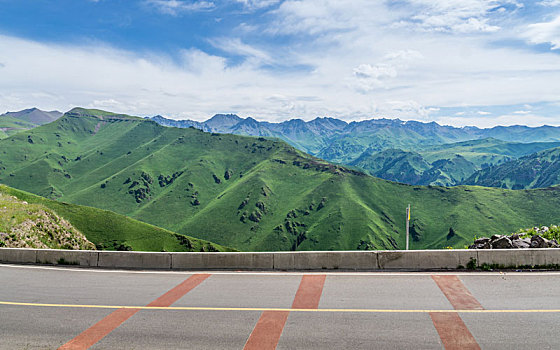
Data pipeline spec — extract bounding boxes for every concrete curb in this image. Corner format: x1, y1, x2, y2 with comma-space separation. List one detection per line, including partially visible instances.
1, 248, 560, 271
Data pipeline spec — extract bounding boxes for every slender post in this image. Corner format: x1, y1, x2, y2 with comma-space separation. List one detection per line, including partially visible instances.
406, 204, 410, 250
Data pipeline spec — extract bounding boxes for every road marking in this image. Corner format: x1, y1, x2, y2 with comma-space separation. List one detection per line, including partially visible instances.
145, 273, 211, 307
291, 275, 326, 309
58, 273, 210, 350
430, 312, 481, 350
431, 275, 481, 350
243, 274, 326, 350
2, 301, 560, 313
4, 263, 560, 276
243, 311, 290, 350
432, 275, 484, 310
58, 308, 139, 350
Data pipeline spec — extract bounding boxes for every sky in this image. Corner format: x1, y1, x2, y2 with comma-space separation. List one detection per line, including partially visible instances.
1, 0, 560, 127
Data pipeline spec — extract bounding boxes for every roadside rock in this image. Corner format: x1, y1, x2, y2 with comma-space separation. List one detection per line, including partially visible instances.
511, 238, 531, 249
491, 236, 513, 249
469, 237, 491, 249
469, 229, 559, 249
530, 235, 548, 248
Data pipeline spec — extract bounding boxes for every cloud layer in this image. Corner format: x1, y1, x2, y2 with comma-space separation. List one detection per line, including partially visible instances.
1, 0, 560, 127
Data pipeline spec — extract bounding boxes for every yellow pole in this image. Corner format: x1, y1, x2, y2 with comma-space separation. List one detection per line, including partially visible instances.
406, 204, 410, 250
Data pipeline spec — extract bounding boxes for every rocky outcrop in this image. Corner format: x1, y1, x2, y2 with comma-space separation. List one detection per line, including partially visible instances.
0, 206, 95, 250
469, 227, 560, 249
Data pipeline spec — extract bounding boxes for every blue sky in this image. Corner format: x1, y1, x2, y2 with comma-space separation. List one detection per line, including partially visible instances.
1, 0, 560, 127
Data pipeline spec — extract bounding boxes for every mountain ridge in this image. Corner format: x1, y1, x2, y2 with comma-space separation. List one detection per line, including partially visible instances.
149, 114, 560, 187
464, 147, 560, 189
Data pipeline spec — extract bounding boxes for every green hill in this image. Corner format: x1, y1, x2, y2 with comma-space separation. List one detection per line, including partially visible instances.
1, 108, 560, 251
350, 149, 431, 185
0, 108, 62, 139
0, 184, 232, 252
464, 147, 560, 190
350, 149, 478, 186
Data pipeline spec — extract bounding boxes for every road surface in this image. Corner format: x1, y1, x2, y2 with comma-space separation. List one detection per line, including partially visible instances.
1, 264, 560, 349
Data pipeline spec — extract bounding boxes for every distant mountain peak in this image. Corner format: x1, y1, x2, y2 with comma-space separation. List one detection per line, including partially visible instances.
1, 107, 62, 126
206, 113, 242, 122
204, 113, 243, 132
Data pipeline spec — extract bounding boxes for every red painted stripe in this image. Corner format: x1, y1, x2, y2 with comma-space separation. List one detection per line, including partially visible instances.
291, 275, 326, 309
243, 274, 326, 350
58, 308, 140, 350
243, 311, 290, 350
147, 273, 211, 307
430, 312, 481, 350
431, 275, 482, 350
58, 273, 211, 350
432, 275, 484, 310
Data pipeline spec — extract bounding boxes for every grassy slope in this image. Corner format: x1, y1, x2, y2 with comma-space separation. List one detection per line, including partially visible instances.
0, 184, 233, 252
349, 149, 430, 185
465, 147, 560, 190
0, 109, 63, 139
0, 115, 37, 139
1, 108, 560, 251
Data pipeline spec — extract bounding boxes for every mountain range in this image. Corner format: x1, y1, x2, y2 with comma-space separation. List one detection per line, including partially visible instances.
149, 114, 560, 187
1, 108, 560, 251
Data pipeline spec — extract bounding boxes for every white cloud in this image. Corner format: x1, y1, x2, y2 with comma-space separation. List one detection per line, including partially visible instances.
209, 37, 273, 66
354, 63, 397, 80
352, 50, 424, 92
268, 0, 392, 35
179, 48, 227, 73
526, 15, 560, 49
393, 0, 522, 33
387, 100, 434, 120
477, 111, 491, 115
538, 0, 560, 6
145, 0, 215, 15
437, 113, 558, 128
236, 0, 280, 11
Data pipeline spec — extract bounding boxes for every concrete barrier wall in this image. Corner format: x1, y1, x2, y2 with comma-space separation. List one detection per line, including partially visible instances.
377, 250, 478, 270
1, 247, 560, 270
172, 252, 274, 270
273, 251, 379, 270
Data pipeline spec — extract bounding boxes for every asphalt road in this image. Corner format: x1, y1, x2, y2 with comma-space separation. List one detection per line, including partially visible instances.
1, 264, 560, 349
